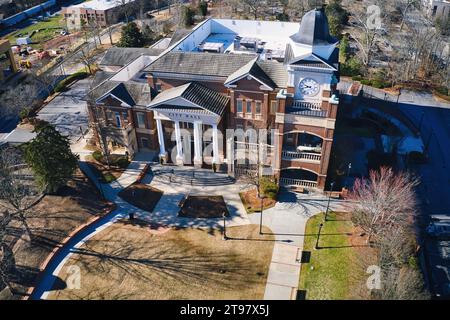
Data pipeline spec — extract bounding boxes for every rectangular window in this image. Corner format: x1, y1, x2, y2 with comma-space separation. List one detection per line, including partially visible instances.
236, 100, 243, 113
136, 112, 146, 129
106, 110, 113, 121
246, 100, 252, 114
141, 138, 149, 149
155, 83, 162, 92
122, 112, 128, 123
255, 101, 262, 114
115, 112, 121, 127
270, 100, 278, 114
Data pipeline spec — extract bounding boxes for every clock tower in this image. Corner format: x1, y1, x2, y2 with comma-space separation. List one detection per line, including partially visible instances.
285, 8, 340, 102
275, 8, 340, 190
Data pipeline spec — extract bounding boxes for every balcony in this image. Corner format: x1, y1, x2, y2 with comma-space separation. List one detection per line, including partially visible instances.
279, 177, 318, 188
282, 150, 321, 162
285, 100, 327, 118
292, 100, 322, 110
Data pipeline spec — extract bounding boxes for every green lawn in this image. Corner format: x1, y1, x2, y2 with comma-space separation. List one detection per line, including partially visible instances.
298, 212, 376, 300
5, 16, 63, 46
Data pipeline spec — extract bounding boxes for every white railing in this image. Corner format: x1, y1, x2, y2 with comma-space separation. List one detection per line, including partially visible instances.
280, 178, 318, 188
292, 100, 322, 110
282, 150, 321, 162
234, 167, 257, 177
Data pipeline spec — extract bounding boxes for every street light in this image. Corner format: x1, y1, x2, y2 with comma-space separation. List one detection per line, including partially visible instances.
324, 182, 335, 222
347, 162, 352, 178
222, 212, 227, 241
315, 223, 324, 250
97, 177, 104, 198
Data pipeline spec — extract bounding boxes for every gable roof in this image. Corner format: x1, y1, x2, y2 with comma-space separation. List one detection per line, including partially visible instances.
99, 47, 164, 67
224, 57, 277, 90
144, 51, 257, 77
289, 52, 338, 71
257, 60, 289, 88
90, 79, 153, 107
148, 82, 229, 116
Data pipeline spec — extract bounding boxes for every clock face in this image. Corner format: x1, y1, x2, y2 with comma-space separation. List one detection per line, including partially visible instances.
299, 78, 320, 97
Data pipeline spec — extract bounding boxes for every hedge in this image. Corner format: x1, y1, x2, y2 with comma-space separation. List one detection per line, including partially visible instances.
54, 71, 89, 93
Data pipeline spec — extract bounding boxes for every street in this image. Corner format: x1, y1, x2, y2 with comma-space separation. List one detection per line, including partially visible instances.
398, 102, 450, 298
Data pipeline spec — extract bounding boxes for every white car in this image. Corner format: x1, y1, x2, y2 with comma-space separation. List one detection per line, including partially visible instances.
427, 222, 450, 238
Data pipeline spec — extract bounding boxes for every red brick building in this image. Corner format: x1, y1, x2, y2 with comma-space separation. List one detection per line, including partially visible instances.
88, 9, 340, 190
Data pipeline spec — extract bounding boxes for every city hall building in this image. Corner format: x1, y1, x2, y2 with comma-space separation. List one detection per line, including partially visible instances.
87, 8, 340, 190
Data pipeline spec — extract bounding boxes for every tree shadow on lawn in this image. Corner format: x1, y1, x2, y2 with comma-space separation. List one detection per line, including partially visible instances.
53, 234, 265, 292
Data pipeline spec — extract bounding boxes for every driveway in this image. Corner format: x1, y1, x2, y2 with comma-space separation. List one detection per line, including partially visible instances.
37, 78, 90, 142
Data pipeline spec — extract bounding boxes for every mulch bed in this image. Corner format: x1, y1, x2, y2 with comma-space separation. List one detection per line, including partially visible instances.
178, 196, 229, 218
87, 160, 125, 183
118, 183, 163, 213
239, 188, 276, 213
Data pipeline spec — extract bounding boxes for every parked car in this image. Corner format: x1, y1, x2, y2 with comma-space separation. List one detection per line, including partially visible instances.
426, 222, 450, 238
431, 214, 450, 222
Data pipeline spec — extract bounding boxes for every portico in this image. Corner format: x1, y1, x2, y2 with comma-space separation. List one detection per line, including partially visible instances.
148, 82, 229, 167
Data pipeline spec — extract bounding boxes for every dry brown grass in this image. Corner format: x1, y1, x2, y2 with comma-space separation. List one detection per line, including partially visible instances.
2, 169, 111, 299
47, 223, 275, 300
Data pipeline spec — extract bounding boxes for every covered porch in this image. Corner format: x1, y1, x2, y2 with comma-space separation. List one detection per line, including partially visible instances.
148, 82, 229, 167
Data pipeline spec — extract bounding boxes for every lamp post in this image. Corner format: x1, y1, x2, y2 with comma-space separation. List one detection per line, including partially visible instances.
222, 212, 227, 240
259, 195, 264, 235
98, 177, 104, 198
324, 181, 334, 222
315, 223, 323, 250
347, 162, 352, 178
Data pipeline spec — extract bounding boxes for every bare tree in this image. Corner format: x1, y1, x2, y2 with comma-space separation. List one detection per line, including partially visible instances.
395, 0, 418, 31
0, 147, 42, 241
347, 167, 419, 244
0, 80, 41, 119
241, 0, 260, 19
76, 46, 97, 75
347, 7, 380, 68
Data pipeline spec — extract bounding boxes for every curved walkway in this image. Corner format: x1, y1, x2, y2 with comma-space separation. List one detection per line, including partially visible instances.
30, 157, 251, 299
30, 158, 149, 300
30, 152, 344, 300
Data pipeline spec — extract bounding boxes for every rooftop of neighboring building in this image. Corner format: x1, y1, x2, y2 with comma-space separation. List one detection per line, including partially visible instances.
99, 47, 165, 68
67, 0, 135, 11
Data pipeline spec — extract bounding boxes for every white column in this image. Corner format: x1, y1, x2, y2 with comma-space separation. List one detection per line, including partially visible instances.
212, 123, 220, 164
193, 122, 202, 166
174, 121, 183, 164
156, 119, 166, 157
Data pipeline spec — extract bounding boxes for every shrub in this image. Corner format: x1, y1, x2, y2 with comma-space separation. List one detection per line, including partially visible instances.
115, 156, 130, 169
19, 108, 31, 120
261, 177, 279, 200
435, 86, 449, 96
54, 71, 88, 92
92, 150, 103, 162
102, 172, 116, 183
340, 56, 362, 77
408, 151, 427, 164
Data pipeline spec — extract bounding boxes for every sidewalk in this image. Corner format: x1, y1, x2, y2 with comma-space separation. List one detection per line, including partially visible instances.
248, 191, 345, 300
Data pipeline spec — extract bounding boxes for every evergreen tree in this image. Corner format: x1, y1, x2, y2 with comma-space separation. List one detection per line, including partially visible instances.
198, 1, 208, 17
325, 0, 348, 38
118, 22, 144, 47
180, 6, 195, 28
22, 125, 78, 193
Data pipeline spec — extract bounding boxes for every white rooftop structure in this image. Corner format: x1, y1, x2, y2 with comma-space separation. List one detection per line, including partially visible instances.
169, 14, 338, 63
70, 0, 135, 11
